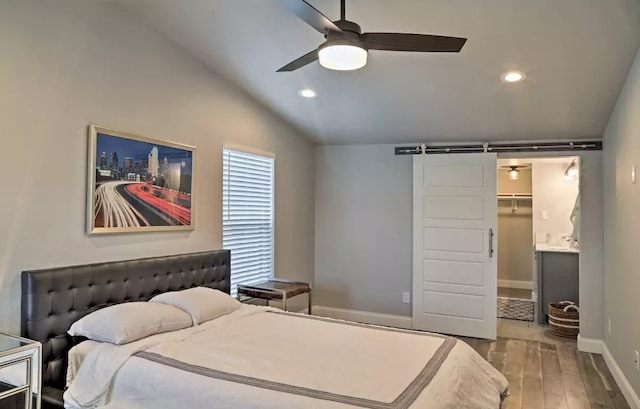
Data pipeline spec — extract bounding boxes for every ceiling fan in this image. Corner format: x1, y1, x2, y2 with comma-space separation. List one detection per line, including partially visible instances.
275, 0, 467, 72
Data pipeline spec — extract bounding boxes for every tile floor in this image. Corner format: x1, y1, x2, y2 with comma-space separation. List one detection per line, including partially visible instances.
498, 318, 576, 346
496, 286, 570, 345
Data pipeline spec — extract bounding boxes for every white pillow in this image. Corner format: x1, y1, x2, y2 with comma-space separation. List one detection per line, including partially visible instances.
150, 287, 241, 325
68, 302, 192, 345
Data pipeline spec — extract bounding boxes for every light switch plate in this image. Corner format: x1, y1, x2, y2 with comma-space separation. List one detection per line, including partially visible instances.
541, 210, 548, 220
632, 165, 637, 184
402, 292, 411, 304
635, 350, 640, 372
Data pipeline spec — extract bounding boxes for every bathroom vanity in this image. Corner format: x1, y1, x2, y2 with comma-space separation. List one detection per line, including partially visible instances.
535, 243, 579, 324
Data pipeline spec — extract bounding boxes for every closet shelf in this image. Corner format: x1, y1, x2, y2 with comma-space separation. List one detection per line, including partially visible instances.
497, 193, 532, 200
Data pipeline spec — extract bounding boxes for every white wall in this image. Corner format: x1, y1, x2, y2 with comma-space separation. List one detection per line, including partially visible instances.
315, 145, 412, 316
603, 45, 640, 397
0, 0, 315, 333
531, 161, 579, 242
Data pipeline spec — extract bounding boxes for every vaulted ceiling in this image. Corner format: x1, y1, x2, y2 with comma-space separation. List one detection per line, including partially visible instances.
118, 0, 640, 144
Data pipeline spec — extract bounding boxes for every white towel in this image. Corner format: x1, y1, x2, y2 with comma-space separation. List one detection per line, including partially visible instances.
570, 192, 580, 244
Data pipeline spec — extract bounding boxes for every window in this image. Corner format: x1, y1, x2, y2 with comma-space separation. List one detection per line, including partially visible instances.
222, 146, 275, 297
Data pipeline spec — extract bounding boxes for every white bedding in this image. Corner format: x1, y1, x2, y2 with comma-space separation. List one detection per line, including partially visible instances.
65, 305, 508, 409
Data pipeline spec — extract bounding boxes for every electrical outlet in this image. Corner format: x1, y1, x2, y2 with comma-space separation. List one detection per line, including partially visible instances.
540, 210, 548, 220
635, 350, 640, 372
402, 292, 411, 304
608, 319, 612, 336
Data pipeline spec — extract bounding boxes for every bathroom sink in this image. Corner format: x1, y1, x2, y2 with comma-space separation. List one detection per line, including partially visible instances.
535, 243, 579, 253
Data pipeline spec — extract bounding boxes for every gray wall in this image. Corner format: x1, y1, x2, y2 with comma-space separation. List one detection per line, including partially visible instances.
602, 45, 640, 396
498, 169, 533, 284
315, 145, 412, 316
0, 0, 316, 333
315, 145, 604, 343
575, 152, 604, 343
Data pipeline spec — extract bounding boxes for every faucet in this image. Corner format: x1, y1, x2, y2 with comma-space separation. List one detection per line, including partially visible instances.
566, 234, 579, 249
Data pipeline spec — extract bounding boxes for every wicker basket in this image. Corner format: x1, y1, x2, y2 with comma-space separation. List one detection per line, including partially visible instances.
548, 301, 579, 338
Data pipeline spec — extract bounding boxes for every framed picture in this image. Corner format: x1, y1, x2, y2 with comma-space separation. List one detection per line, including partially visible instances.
87, 125, 196, 235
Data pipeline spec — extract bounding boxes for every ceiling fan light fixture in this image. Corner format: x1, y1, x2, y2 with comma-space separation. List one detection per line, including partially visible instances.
318, 42, 367, 71
275, 0, 467, 72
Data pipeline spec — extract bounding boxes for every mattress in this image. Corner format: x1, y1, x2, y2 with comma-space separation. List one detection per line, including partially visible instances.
65, 305, 508, 409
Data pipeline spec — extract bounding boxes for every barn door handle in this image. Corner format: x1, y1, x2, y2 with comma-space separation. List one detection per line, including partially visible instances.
489, 228, 494, 258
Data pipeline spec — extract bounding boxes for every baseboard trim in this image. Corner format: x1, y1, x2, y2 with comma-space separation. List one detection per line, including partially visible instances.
312, 305, 412, 329
576, 336, 639, 409
577, 335, 604, 354
602, 343, 640, 409
498, 280, 533, 290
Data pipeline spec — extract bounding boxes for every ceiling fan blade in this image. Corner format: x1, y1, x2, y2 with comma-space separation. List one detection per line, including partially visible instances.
275, 0, 342, 35
361, 33, 467, 52
277, 49, 319, 72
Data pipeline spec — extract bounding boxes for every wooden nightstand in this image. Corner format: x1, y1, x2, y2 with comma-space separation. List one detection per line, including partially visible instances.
237, 279, 312, 314
0, 333, 41, 409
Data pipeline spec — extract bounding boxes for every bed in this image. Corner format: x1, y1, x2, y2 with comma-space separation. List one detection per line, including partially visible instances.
21, 250, 508, 409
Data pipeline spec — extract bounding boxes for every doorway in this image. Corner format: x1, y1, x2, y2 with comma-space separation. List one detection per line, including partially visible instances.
496, 157, 580, 339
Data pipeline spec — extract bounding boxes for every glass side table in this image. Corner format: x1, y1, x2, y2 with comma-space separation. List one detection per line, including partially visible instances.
0, 333, 41, 409
237, 279, 312, 314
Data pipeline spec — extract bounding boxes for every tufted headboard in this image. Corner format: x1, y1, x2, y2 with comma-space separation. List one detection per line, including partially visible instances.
21, 250, 231, 404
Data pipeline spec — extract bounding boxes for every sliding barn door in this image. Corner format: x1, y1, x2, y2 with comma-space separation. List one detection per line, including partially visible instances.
412, 153, 498, 340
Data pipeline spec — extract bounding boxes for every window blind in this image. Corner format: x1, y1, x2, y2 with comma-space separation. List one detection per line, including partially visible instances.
222, 147, 275, 297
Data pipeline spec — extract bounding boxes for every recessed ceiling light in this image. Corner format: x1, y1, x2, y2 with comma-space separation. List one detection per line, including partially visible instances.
298, 88, 318, 98
501, 71, 526, 83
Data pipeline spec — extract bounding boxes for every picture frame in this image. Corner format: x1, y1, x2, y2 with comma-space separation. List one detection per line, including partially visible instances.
87, 125, 196, 235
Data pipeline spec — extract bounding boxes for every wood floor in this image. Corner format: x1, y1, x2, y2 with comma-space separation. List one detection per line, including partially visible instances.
458, 337, 631, 409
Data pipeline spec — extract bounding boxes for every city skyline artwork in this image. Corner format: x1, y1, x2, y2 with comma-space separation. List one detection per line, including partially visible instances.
87, 126, 196, 235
